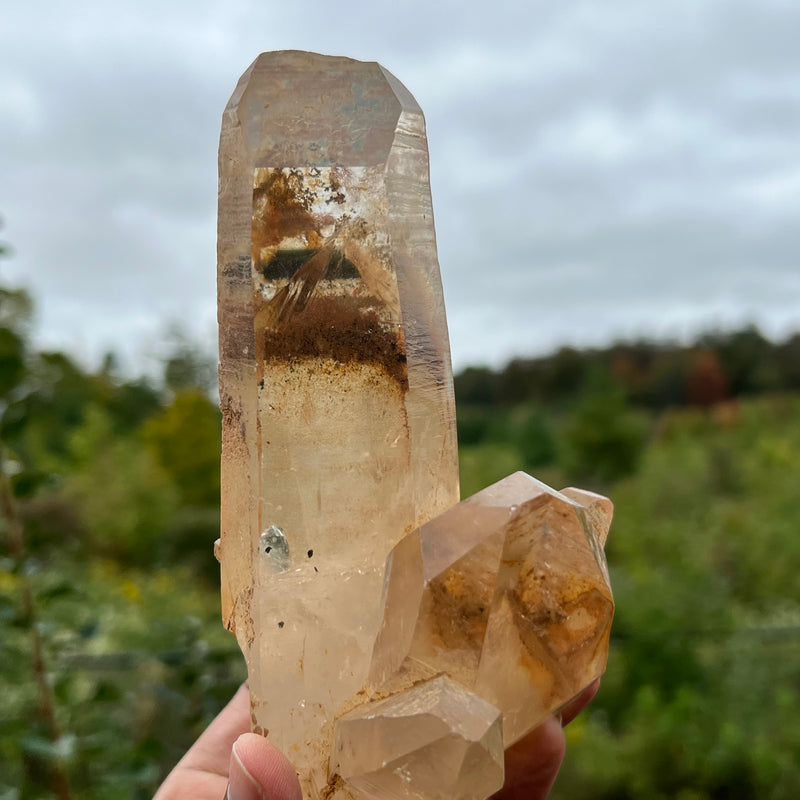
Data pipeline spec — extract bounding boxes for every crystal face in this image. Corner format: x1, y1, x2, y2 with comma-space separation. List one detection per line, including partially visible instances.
332, 676, 504, 800
217, 51, 615, 800
217, 51, 459, 796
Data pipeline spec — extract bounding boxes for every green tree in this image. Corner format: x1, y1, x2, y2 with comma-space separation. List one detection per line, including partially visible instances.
560, 370, 646, 484
60, 406, 178, 563
552, 395, 800, 800
0, 299, 28, 398
703, 325, 779, 396
454, 366, 496, 406
161, 327, 217, 394
516, 404, 556, 468
143, 389, 221, 508
777, 332, 800, 390
0, 225, 31, 401
459, 442, 521, 498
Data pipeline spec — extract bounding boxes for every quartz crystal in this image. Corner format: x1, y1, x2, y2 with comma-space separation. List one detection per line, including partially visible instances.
332, 676, 504, 800
217, 51, 614, 800
217, 51, 459, 798
369, 472, 613, 748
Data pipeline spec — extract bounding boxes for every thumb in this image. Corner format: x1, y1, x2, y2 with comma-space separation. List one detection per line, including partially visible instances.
226, 733, 302, 800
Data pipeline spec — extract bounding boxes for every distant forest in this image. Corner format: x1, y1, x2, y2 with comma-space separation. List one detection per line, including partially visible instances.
455, 325, 800, 410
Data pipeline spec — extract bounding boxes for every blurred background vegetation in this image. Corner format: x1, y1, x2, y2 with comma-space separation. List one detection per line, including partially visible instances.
1, 241, 799, 797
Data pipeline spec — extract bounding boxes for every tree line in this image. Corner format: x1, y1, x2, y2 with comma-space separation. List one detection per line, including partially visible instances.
455, 326, 800, 410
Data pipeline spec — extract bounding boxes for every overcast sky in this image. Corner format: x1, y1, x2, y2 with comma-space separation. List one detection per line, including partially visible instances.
2, 0, 799, 373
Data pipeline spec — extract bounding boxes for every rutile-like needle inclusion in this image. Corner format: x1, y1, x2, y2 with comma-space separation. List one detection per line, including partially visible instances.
216, 51, 459, 796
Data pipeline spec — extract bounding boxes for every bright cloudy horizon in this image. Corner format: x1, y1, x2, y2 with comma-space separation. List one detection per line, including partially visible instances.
2, 0, 799, 375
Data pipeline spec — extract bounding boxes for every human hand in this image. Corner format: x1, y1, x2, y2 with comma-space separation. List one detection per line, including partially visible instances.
492, 679, 601, 800
154, 679, 600, 800
152, 684, 300, 800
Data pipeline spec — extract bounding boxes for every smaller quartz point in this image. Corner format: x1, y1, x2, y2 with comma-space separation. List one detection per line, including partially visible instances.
369, 472, 614, 747
560, 487, 613, 546
332, 675, 504, 800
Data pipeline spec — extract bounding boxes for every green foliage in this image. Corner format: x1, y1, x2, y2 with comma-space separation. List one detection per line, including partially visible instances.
455, 405, 493, 446
103, 377, 162, 434
0, 268, 231, 799
143, 389, 221, 508
776, 333, 800, 390
3, 351, 107, 470
0, 558, 244, 799
516, 405, 557, 468
457, 403, 556, 476
453, 366, 496, 405
456, 393, 800, 798
0, 325, 25, 398
161, 327, 217, 394
60, 407, 179, 563
459, 442, 522, 498
559, 370, 647, 485
549, 394, 800, 799
700, 325, 781, 396
0, 286, 32, 400
1, 261, 798, 798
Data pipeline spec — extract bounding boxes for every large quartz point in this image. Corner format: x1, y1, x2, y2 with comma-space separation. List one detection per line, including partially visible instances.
368, 473, 614, 747
217, 51, 459, 797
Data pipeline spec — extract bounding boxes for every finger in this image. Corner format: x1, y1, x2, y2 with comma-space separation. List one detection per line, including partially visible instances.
491, 679, 602, 800
492, 716, 565, 800
154, 683, 251, 800
559, 678, 601, 727
180, 683, 252, 776
228, 733, 302, 800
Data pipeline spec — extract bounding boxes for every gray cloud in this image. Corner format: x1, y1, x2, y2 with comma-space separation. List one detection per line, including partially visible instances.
1, 0, 798, 373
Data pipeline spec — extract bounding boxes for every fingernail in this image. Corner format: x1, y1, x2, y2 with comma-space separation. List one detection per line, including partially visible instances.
226, 738, 264, 800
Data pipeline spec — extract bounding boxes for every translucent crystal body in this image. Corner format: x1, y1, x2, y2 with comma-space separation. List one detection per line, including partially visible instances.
332, 676, 504, 800
216, 51, 459, 795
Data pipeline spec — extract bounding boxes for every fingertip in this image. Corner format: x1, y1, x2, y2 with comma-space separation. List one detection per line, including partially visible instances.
522, 716, 567, 775
230, 733, 302, 800
559, 678, 601, 728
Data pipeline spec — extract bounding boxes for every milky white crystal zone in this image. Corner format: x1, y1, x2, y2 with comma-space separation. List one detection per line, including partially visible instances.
216, 51, 459, 796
